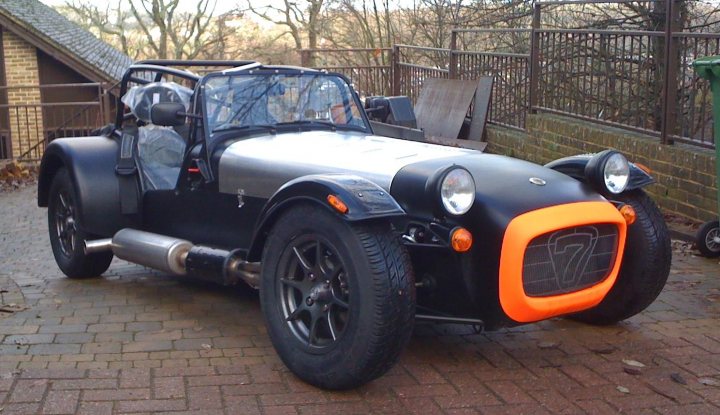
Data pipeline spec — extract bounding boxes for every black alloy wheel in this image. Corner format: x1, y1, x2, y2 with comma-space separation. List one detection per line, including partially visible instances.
279, 236, 350, 349
54, 187, 77, 257
48, 168, 113, 278
261, 204, 415, 390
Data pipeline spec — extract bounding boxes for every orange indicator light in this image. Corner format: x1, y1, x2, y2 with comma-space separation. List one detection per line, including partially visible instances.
327, 195, 349, 214
451, 227, 473, 252
634, 162, 652, 175
619, 204, 636, 225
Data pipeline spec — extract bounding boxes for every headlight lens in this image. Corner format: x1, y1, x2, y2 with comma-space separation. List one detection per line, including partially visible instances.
603, 153, 630, 194
440, 168, 475, 215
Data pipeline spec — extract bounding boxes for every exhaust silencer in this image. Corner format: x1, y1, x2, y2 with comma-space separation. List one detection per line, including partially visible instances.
84, 229, 260, 288
111, 229, 192, 275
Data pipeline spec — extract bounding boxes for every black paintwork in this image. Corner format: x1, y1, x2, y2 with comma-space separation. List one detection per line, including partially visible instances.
544, 154, 655, 192
38, 136, 138, 236
391, 153, 607, 329
246, 174, 406, 261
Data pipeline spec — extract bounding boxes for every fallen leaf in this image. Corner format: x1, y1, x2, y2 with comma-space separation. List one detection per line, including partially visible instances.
201, 343, 212, 351
616, 386, 630, 394
538, 341, 559, 349
0, 304, 27, 313
622, 359, 646, 368
623, 367, 641, 376
699, 378, 720, 387
670, 373, 687, 385
590, 346, 616, 355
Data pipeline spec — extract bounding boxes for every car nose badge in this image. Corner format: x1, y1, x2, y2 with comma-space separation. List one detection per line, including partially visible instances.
529, 177, 546, 186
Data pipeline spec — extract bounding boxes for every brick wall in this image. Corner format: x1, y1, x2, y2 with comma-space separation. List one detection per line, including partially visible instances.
1, 28, 44, 158
486, 113, 718, 223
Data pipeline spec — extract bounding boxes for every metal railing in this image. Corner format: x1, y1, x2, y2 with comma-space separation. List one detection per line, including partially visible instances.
301, 48, 393, 97
0, 83, 106, 161
304, 0, 719, 149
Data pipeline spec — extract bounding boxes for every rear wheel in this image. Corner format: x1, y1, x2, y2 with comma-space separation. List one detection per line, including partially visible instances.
48, 168, 113, 278
571, 190, 671, 325
260, 205, 415, 390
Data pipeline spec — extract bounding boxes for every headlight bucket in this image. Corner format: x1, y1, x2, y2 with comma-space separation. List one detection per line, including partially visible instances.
440, 167, 475, 215
584, 150, 630, 195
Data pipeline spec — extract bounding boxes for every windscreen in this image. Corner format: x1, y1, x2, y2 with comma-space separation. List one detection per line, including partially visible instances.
203, 73, 368, 133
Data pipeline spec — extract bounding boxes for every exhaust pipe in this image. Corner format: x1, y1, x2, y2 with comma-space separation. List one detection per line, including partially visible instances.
84, 238, 112, 254
84, 229, 260, 287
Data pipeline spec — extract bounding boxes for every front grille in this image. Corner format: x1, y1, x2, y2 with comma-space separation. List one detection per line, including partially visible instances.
522, 224, 619, 297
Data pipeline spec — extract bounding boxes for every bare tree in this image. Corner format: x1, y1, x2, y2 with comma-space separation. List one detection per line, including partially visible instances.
65, 0, 225, 60
64, 1, 140, 58
243, 0, 327, 57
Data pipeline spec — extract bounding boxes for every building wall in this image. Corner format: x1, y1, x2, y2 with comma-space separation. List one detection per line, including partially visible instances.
486, 113, 718, 223
1, 27, 44, 158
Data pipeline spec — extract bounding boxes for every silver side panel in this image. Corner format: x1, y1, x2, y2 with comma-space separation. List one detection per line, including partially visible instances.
218, 131, 475, 198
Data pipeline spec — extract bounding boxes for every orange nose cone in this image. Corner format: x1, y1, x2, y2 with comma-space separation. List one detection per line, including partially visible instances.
619, 204, 636, 225
327, 194, 349, 214
451, 227, 473, 252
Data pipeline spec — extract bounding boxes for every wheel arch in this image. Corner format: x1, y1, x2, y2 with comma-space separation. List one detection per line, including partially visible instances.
246, 174, 405, 262
38, 136, 137, 236
545, 153, 654, 191
38, 152, 65, 207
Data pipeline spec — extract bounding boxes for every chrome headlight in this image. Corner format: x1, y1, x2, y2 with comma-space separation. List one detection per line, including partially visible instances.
585, 150, 630, 194
440, 168, 475, 215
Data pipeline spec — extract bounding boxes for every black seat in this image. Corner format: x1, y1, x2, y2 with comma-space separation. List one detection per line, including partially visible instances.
122, 82, 193, 190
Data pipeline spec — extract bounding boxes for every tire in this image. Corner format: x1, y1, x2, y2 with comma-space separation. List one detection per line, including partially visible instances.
571, 190, 671, 325
48, 168, 113, 278
696, 220, 720, 258
260, 205, 415, 390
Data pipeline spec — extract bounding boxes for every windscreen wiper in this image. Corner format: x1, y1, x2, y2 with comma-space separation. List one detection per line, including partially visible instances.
212, 124, 277, 134
275, 120, 368, 133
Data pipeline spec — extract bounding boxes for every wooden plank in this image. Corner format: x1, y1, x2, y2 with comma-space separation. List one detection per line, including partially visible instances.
467, 77, 494, 142
414, 78, 477, 140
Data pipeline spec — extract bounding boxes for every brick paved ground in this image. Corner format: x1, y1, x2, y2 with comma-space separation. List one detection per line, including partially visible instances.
1, 185, 720, 414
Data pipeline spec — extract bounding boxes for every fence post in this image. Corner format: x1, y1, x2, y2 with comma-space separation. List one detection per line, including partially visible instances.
392, 44, 401, 96
449, 29, 458, 79
528, 3, 542, 114
300, 50, 311, 67
661, 0, 680, 145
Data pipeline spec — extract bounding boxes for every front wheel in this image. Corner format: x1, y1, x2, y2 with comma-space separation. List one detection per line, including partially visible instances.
48, 168, 113, 278
571, 190, 671, 325
260, 205, 415, 390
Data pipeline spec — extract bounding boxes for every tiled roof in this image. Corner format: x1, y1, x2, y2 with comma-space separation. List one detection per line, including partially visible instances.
0, 0, 133, 83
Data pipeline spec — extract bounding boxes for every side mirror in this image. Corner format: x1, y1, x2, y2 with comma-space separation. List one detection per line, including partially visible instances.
150, 102, 186, 127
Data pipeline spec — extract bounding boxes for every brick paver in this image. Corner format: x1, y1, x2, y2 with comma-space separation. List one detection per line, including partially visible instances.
1, 185, 720, 414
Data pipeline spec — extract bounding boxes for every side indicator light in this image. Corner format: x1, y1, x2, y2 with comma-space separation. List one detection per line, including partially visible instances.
619, 204, 636, 225
634, 162, 652, 175
451, 227, 473, 252
327, 194, 349, 214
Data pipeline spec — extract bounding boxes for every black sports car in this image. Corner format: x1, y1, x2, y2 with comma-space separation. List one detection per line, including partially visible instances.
38, 61, 671, 389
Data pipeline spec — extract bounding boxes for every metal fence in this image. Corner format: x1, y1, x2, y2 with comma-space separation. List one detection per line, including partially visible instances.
300, 48, 393, 97
304, 0, 719, 149
0, 83, 107, 161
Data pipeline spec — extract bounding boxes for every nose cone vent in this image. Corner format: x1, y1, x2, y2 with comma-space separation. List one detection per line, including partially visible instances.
522, 224, 619, 297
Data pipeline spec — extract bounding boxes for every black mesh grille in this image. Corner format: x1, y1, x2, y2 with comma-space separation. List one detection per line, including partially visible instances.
522, 224, 619, 297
